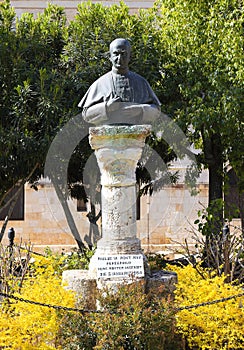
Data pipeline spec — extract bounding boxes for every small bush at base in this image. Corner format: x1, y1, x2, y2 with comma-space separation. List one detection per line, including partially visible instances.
58, 281, 183, 350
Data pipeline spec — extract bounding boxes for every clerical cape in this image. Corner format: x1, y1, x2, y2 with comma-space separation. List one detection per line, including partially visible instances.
78, 70, 161, 110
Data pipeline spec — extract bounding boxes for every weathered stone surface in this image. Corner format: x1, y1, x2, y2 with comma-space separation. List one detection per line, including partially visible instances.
89, 125, 151, 187
88, 125, 151, 278
62, 269, 97, 309
62, 267, 177, 308
146, 270, 178, 299
89, 124, 151, 142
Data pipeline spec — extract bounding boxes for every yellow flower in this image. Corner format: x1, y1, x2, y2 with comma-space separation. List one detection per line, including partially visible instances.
167, 264, 244, 349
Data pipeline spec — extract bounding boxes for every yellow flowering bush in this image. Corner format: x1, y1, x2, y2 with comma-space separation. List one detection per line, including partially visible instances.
2, 249, 244, 349
0, 255, 75, 350
168, 264, 244, 349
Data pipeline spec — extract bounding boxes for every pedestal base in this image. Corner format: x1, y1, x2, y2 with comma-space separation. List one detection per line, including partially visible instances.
62, 269, 177, 310
62, 269, 97, 309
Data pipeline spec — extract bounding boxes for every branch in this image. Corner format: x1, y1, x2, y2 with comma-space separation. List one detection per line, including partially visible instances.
0, 163, 40, 243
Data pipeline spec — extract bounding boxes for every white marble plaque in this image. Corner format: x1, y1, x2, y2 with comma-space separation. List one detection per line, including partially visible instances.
97, 254, 144, 279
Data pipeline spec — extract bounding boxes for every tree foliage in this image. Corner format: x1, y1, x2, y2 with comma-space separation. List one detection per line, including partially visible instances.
0, 1, 69, 199
154, 0, 244, 224
0, 0, 243, 246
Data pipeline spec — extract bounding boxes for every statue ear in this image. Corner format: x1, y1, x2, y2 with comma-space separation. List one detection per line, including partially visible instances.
128, 52, 131, 63
105, 50, 110, 60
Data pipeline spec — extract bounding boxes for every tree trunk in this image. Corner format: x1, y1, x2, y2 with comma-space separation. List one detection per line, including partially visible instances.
52, 181, 86, 253
204, 132, 224, 232
206, 134, 223, 203
202, 132, 224, 267
239, 192, 244, 235
85, 202, 101, 249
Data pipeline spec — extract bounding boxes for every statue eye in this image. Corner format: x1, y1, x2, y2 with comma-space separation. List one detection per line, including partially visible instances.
113, 50, 127, 57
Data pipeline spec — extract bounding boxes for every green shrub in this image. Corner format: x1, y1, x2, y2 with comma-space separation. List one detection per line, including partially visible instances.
44, 246, 94, 274
58, 281, 182, 350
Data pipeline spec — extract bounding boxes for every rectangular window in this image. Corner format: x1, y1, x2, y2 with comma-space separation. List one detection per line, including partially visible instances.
77, 198, 87, 212
0, 185, 24, 220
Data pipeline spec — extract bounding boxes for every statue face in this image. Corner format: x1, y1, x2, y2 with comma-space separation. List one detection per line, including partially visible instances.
110, 40, 131, 73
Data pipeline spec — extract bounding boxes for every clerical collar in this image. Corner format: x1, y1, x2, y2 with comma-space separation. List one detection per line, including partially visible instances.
112, 67, 129, 75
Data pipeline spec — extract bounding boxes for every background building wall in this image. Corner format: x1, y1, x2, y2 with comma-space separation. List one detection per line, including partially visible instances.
1, 170, 209, 254
10, 0, 156, 19
2, 181, 90, 252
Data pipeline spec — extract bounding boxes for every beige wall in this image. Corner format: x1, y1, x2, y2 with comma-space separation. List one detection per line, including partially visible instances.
10, 0, 156, 19
1, 174, 209, 254
1, 181, 89, 252
138, 184, 209, 248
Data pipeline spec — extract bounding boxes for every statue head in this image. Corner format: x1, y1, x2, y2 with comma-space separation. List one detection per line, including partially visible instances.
109, 38, 131, 74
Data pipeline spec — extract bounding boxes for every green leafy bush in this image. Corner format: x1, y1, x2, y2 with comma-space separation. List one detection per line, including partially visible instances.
43, 246, 94, 274
58, 281, 182, 350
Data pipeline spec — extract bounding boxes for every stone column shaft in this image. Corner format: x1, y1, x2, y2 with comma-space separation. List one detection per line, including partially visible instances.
89, 124, 151, 257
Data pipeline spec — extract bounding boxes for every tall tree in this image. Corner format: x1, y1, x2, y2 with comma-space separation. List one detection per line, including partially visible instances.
0, 1, 84, 244
154, 0, 244, 233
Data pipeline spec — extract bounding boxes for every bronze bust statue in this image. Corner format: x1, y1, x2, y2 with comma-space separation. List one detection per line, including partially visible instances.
78, 38, 161, 125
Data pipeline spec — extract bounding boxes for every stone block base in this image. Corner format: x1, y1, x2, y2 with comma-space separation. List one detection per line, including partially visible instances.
62, 270, 97, 309
146, 270, 177, 298
62, 269, 177, 310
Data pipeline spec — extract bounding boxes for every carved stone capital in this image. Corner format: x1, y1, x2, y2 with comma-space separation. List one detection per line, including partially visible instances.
89, 125, 151, 187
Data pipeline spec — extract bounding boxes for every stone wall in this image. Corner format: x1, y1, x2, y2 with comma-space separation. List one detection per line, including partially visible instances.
1, 172, 209, 255
1, 180, 90, 252
137, 170, 209, 255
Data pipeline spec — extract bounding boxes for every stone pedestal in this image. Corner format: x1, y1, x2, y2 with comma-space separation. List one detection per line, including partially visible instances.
88, 125, 150, 278
62, 124, 177, 309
